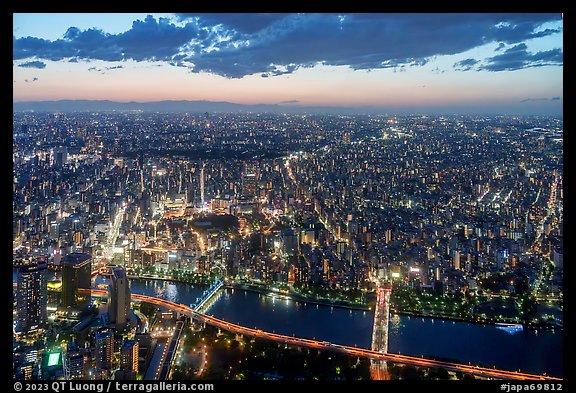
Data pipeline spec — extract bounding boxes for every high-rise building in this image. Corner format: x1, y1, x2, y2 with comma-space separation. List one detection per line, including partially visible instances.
16, 263, 47, 333
53, 146, 68, 167
342, 132, 351, 145
61, 253, 92, 308
95, 331, 114, 370
453, 250, 461, 270
108, 267, 131, 325
385, 229, 392, 244
49, 222, 59, 240
120, 340, 139, 374
553, 248, 563, 269
337, 241, 346, 256
242, 164, 258, 198
301, 229, 315, 245
64, 343, 84, 380
42, 350, 64, 379
280, 229, 298, 256
17, 362, 34, 380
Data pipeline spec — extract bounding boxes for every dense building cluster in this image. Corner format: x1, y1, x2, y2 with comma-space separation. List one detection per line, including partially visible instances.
288, 115, 563, 295
12, 111, 562, 380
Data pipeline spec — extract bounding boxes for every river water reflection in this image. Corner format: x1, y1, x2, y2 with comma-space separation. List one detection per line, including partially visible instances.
38, 274, 562, 377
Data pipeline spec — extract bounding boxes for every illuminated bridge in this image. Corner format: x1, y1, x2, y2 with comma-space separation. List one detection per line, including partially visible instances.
370, 281, 392, 380
90, 289, 560, 381
191, 279, 223, 311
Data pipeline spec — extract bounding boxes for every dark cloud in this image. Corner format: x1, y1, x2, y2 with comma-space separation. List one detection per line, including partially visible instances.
24, 77, 39, 83
279, 99, 300, 104
13, 16, 200, 63
453, 58, 480, 71
551, 96, 560, 100
116, 15, 200, 61
14, 29, 122, 62
18, 60, 46, 69
481, 43, 563, 71
13, 13, 562, 78
176, 13, 292, 34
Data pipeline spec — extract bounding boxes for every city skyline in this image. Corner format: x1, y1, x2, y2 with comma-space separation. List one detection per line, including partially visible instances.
13, 13, 563, 115
12, 110, 564, 380
12, 11, 563, 383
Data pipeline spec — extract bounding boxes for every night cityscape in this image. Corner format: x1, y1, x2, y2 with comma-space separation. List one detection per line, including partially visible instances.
12, 13, 563, 383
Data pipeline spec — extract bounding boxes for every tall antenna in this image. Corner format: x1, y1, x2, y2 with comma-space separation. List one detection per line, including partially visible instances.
200, 163, 205, 211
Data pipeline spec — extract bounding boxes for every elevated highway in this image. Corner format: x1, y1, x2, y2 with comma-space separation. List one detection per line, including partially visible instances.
90, 289, 561, 381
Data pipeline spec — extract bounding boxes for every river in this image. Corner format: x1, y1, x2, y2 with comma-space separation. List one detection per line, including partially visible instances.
13, 271, 562, 377
99, 276, 563, 377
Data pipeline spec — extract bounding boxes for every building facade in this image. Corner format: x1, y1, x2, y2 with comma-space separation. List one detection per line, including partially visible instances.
61, 253, 92, 308
16, 263, 47, 333
108, 266, 131, 326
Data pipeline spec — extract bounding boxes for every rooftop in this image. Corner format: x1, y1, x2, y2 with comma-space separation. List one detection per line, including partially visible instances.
62, 253, 92, 266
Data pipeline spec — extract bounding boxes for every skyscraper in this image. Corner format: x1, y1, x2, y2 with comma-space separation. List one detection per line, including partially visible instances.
120, 340, 139, 373
61, 253, 92, 308
16, 263, 47, 333
53, 146, 68, 167
17, 362, 34, 380
200, 163, 205, 209
453, 250, 461, 270
280, 229, 298, 256
64, 343, 84, 380
108, 266, 131, 326
95, 331, 113, 371
242, 163, 258, 198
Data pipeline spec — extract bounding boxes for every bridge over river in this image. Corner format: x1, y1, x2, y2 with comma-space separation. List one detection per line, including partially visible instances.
90, 288, 560, 381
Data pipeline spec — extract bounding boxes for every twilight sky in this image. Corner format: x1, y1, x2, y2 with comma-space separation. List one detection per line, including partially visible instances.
13, 13, 563, 115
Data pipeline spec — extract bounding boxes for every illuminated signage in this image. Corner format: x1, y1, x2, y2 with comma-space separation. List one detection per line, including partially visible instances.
47, 352, 60, 367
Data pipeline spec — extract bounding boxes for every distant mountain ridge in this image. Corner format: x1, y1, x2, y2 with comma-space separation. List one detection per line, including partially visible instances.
12, 99, 378, 115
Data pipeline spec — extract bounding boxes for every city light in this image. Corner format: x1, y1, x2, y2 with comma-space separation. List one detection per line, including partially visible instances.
12, 12, 563, 381
47, 352, 61, 367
